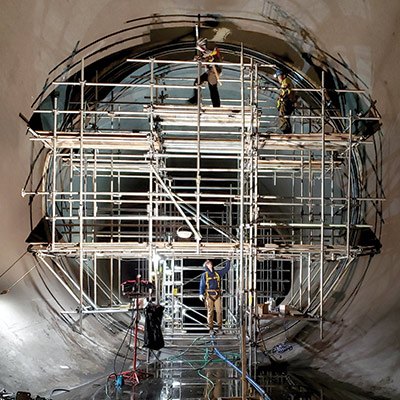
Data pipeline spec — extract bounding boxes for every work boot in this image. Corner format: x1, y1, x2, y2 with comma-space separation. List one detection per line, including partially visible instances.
217, 327, 224, 335
209, 328, 215, 336
187, 95, 198, 105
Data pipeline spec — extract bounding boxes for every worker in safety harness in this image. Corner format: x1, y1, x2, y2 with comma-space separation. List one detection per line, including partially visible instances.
199, 259, 231, 335
275, 69, 297, 134
188, 38, 222, 107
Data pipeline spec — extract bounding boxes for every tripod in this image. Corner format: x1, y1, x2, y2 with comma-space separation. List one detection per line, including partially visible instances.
111, 275, 154, 387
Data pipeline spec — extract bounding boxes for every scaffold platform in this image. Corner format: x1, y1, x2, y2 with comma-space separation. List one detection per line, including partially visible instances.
30, 129, 371, 154
147, 104, 256, 128
24, 52, 383, 366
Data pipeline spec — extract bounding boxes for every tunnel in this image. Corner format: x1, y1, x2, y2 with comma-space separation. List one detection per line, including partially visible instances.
0, 2, 398, 400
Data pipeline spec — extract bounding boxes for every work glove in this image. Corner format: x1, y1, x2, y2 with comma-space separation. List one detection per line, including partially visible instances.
199, 294, 205, 302
197, 38, 207, 48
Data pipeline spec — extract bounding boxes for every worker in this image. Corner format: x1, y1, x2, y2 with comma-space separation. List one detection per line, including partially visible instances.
188, 38, 222, 107
199, 259, 231, 335
275, 69, 296, 133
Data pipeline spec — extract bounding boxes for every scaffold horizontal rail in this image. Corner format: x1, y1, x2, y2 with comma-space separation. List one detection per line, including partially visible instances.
29, 240, 361, 260
29, 131, 369, 154
257, 314, 319, 321
31, 241, 242, 257
147, 104, 257, 127
30, 131, 157, 151
258, 159, 343, 171
258, 243, 349, 255
260, 132, 371, 150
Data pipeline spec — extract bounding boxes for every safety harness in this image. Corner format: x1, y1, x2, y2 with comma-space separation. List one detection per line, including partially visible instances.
277, 77, 296, 108
205, 270, 220, 299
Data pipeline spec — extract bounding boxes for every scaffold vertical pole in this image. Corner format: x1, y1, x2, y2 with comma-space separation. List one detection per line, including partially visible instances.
320, 70, 326, 339
308, 252, 311, 308
93, 148, 98, 306
149, 58, 155, 289
299, 254, 303, 309
93, 254, 97, 306
308, 149, 313, 225
300, 117, 305, 310
110, 151, 114, 306
196, 57, 201, 254
79, 57, 85, 333
253, 60, 259, 365
330, 152, 335, 244
239, 43, 248, 400
110, 256, 113, 306
248, 56, 254, 365
51, 95, 58, 252
347, 111, 353, 258
69, 150, 73, 242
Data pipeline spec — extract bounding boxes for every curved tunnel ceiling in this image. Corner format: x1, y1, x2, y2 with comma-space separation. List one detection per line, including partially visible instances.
32, 12, 374, 109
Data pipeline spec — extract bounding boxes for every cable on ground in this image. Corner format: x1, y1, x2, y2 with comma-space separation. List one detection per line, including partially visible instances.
214, 346, 271, 400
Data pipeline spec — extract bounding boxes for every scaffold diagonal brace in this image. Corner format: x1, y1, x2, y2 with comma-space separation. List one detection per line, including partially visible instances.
150, 164, 202, 241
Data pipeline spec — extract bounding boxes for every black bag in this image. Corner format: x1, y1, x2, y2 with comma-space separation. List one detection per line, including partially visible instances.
144, 303, 165, 350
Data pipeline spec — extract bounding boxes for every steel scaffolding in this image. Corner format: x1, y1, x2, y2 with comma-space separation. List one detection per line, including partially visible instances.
24, 49, 382, 372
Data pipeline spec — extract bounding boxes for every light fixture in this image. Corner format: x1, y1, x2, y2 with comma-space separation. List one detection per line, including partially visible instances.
176, 226, 192, 239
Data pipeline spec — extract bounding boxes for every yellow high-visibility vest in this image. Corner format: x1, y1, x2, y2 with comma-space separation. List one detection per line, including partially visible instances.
277, 77, 296, 108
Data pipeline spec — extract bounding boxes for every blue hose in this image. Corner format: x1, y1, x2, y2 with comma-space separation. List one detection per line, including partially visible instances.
214, 347, 271, 400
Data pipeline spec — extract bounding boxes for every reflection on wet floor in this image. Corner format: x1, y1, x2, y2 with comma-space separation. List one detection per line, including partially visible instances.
49, 331, 387, 400
52, 358, 388, 400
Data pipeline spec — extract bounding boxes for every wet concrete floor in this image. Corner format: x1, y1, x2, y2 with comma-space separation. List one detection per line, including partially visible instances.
51, 359, 388, 400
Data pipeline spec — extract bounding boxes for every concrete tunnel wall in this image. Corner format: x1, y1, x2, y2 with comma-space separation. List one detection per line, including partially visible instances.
0, 0, 399, 397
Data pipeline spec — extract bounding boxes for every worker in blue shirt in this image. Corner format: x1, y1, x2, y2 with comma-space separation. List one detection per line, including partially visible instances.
199, 259, 231, 335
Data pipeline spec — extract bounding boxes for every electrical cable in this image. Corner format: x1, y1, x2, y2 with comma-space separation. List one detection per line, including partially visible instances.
34, 258, 75, 326
93, 313, 117, 335
120, 317, 135, 374
150, 349, 163, 364
0, 261, 40, 295
196, 347, 214, 400
106, 310, 136, 399
0, 250, 28, 280
23, 145, 46, 192
170, 334, 268, 399
167, 335, 209, 361
50, 388, 70, 396
214, 346, 271, 400
105, 375, 113, 399
337, 255, 373, 316
256, 317, 269, 356
23, 145, 47, 231
168, 336, 215, 400
167, 335, 245, 400
22, 256, 122, 359
113, 307, 136, 375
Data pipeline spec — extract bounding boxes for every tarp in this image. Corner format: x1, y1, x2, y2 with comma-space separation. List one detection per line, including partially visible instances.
144, 303, 165, 350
